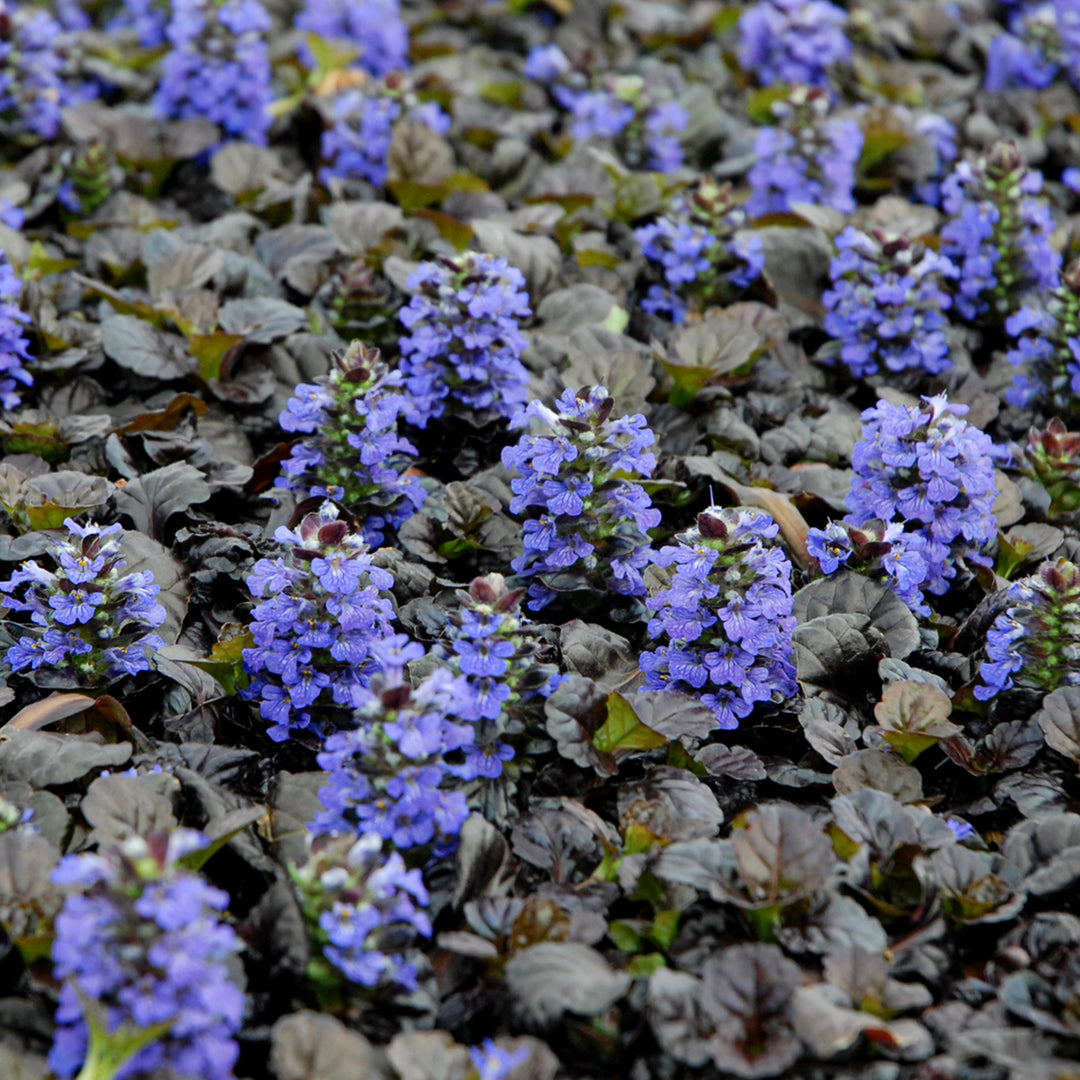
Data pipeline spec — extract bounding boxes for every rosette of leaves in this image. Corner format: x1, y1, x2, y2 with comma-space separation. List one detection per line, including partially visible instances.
0, 466, 115, 533
830, 788, 961, 922
975, 558, 1080, 702
275, 341, 426, 548
653, 803, 849, 945
1017, 418, 1080, 517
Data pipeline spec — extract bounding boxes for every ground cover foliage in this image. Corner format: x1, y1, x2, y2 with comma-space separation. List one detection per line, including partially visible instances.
7, 1, 1080, 1078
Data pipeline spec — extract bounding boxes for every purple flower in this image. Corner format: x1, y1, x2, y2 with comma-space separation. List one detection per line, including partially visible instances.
635, 179, 763, 322
469, 1040, 530, 1080
296, 0, 408, 77
643, 507, 797, 728
503, 386, 659, 610
154, 0, 273, 145
940, 142, 1060, 324
398, 254, 531, 427
746, 87, 863, 218
274, 343, 425, 547
0, 249, 32, 411
1, 520, 167, 687
842, 396, 1001, 610
242, 503, 396, 741
975, 559, 1080, 701
738, 0, 850, 88
320, 89, 401, 189
49, 831, 243, 1080
822, 227, 958, 379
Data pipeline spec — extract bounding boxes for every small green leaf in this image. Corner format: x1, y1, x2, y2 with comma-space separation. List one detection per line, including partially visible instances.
183, 626, 254, 697
649, 909, 681, 951
601, 305, 629, 334
24, 240, 79, 281
627, 953, 667, 978
304, 33, 359, 79
74, 985, 175, 1080
880, 730, 942, 765
188, 332, 245, 383
995, 531, 1034, 579
413, 209, 474, 251
608, 921, 643, 952
593, 692, 667, 756
746, 84, 790, 124
480, 81, 524, 108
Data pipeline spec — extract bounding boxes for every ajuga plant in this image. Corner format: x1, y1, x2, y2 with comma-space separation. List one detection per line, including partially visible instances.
501, 385, 660, 614
398, 254, 531, 428
312, 640, 471, 854
821, 227, 959, 380
289, 831, 431, 1000
634, 179, 765, 323
984, 1, 1066, 91
808, 396, 1001, 614
975, 558, 1080, 700
939, 140, 1060, 326
242, 502, 396, 743
0, 3, 73, 141
296, 0, 409, 77
319, 89, 401, 189
319, 88, 450, 190
0, 249, 32, 411
522, 46, 688, 172
744, 86, 864, 218
0, 519, 166, 687
642, 507, 797, 729
154, 0, 273, 145
48, 830, 243, 1080
107, 0, 169, 47
469, 1042, 530, 1080
432, 574, 562, 782
1016, 417, 1080, 516
1004, 258, 1080, 412
275, 341, 425, 547
737, 0, 851, 89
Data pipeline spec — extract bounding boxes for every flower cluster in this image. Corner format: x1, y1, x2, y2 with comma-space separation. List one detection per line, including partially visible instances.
0, 249, 31, 411
523, 47, 688, 172
745, 86, 864, 218
821, 227, 959, 379
48, 830, 243, 1080
398, 254, 531, 427
1015, 417, 1080, 516
501, 385, 660, 612
805, 518, 933, 613
939, 140, 1060, 325
976, 558, 1080, 700
1004, 258, 1080, 412
242, 502, 396, 742
154, 0, 273, 145
319, 88, 450, 189
433, 574, 561, 781
844, 395, 1001, 604
296, 0, 409, 77
313, 654, 471, 854
290, 832, 431, 994
107, 0, 169, 48
0, 2, 72, 141
635, 179, 765, 323
642, 507, 797, 729
985, 2, 1062, 91
320, 89, 400, 188
276, 342, 426, 547
737, 0, 851, 89
0, 519, 166, 687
